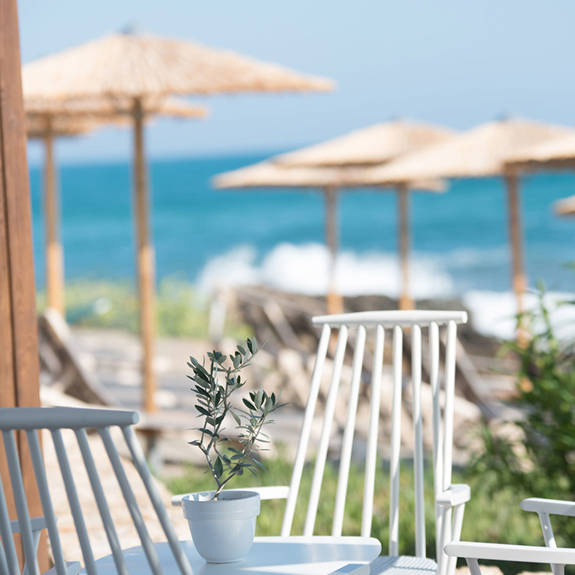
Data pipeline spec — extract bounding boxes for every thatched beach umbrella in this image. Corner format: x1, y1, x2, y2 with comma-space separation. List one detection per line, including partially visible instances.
237, 120, 454, 310
23, 32, 332, 413
363, 118, 572, 318
26, 97, 207, 316
214, 160, 444, 313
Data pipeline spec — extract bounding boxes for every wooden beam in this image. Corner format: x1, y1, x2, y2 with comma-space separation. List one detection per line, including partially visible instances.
0, 0, 46, 568
397, 184, 413, 310
323, 186, 343, 314
133, 97, 157, 413
43, 118, 65, 314
0, 0, 41, 408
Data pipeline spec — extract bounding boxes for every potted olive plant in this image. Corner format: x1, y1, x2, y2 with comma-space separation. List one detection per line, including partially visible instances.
180, 338, 283, 563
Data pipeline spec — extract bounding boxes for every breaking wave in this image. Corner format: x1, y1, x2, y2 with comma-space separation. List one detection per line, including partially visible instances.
197, 242, 453, 298
197, 243, 575, 341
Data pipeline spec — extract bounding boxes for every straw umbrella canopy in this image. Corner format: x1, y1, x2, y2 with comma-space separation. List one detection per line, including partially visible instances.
22, 32, 332, 413
555, 195, 575, 216
275, 120, 454, 167
218, 120, 453, 311
26, 95, 208, 120
26, 97, 207, 317
505, 132, 575, 172
26, 115, 98, 138
362, 118, 573, 320
214, 160, 444, 313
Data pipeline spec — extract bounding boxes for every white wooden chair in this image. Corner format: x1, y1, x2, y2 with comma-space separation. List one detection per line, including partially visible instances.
176, 310, 470, 575
0, 407, 193, 575
446, 497, 575, 575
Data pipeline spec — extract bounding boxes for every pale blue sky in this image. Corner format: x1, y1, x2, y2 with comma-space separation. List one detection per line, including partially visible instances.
20, 0, 575, 163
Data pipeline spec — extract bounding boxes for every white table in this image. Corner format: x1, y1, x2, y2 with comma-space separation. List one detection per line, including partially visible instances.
92, 536, 382, 574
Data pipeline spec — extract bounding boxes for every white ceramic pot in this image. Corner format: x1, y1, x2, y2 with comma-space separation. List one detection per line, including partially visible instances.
181, 490, 260, 563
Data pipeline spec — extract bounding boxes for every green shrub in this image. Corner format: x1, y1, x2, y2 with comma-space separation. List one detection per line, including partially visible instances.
37, 279, 251, 340
470, 286, 575, 562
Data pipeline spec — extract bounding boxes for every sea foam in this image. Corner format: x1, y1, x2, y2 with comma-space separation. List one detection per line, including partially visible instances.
197, 242, 454, 299
198, 243, 575, 342
464, 290, 575, 341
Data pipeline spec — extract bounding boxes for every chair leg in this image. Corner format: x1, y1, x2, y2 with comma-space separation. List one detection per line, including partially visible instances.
466, 558, 482, 575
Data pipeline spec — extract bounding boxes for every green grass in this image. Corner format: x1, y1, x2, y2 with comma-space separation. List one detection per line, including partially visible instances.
37, 279, 251, 340
167, 454, 546, 573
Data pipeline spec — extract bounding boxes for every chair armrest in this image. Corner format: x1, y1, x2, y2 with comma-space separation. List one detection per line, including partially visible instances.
171, 485, 290, 506
10, 517, 47, 533
445, 542, 575, 564
521, 498, 575, 517
437, 484, 471, 507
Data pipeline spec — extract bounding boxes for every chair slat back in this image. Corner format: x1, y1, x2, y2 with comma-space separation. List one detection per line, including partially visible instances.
362, 324, 385, 538
0, 407, 193, 575
281, 310, 467, 563
0, 463, 20, 574
332, 324, 366, 537
389, 325, 403, 554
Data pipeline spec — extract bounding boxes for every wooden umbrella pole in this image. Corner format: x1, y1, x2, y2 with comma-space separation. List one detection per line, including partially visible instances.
397, 184, 413, 310
505, 172, 528, 340
324, 186, 343, 314
133, 97, 157, 413
43, 116, 65, 314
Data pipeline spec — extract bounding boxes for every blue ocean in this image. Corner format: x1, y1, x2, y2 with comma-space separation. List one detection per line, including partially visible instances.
28, 153, 575, 303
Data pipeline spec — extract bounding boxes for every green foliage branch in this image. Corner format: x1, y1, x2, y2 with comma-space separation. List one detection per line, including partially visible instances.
471, 285, 575, 545
187, 337, 284, 499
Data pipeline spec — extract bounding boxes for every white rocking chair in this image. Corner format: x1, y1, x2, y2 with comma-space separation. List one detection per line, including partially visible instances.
446, 497, 575, 575
0, 407, 193, 575
176, 310, 471, 575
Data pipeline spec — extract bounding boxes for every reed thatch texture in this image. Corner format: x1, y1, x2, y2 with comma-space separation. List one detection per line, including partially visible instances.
505, 132, 575, 171
26, 116, 97, 139
363, 118, 572, 183
22, 33, 332, 100
555, 195, 575, 216
275, 120, 454, 167
25, 96, 207, 120
23, 31, 333, 414
214, 160, 444, 191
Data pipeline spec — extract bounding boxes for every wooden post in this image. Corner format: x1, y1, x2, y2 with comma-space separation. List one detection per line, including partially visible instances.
505, 172, 528, 340
0, 0, 46, 567
43, 116, 65, 314
324, 187, 343, 314
397, 184, 413, 310
133, 97, 156, 413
